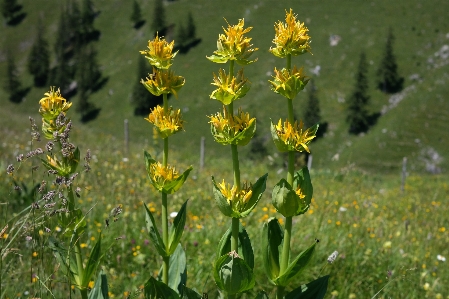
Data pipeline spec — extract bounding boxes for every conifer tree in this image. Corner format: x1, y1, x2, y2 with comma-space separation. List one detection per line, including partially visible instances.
28, 20, 50, 87
81, 0, 95, 35
303, 79, 321, 128
377, 28, 404, 93
4, 50, 22, 103
131, 55, 161, 115
347, 51, 370, 134
186, 11, 196, 40
1, 0, 20, 23
130, 0, 142, 28
151, 0, 166, 35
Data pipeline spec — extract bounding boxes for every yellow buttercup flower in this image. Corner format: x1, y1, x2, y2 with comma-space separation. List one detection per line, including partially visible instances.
207, 19, 258, 65
210, 68, 250, 105
272, 119, 318, 153
140, 34, 178, 69
269, 66, 309, 99
141, 68, 185, 98
209, 106, 256, 146
270, 9, 311, 58
145, 105, 184, 139
218, 179, 253, 209
39, 87, 72, 121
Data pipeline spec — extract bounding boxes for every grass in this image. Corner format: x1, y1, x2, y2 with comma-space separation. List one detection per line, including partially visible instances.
1, 0, 449, 173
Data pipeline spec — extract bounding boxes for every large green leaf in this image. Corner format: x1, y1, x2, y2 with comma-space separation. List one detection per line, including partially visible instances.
158, 244, 187, 295
168, 200, 188, 255
82, 234, 103, 288
275, 242, 317, 286
88, 269, 109, 299
213, 253, 255, 295
48, 237, 77, 282
211, 176, 233, 217
161, 166, 193, 194
292, 167, 313, 215
271, 178, 300, 218
239, 173, 268, 218
262, 218, 283, 283
285, 275, 329, 299
216, 223, 254, 270
144, 277, 180, 299
143, 203, 167, 257
181, 286, 202, 299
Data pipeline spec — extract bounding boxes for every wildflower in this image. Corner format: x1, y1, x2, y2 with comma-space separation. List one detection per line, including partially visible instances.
270, 9, 311, 58
423, 282, 430, 291
271, 119, 318, 153
210, 68, 250, 105
39, 87, 72, 122
331, 290, 338, 297
383, 241, 392, 249
437, 254, 446, 262
140, 34, 178, 69
6, 164, 14, 175
80, 243, 88, 248
170, 212, 178, 218
88, 281, 94, 289
212, 174, 267, 218
327, 251, 339, 263
141, 68, 185, 98
42, 150, 80, 177
207, 18, 258, 65
144, 151, 192, 194
0, 225, 8, 239
209, 106, 256, 146
349, 294, 356, 299
145, 106, 184, 138
32, 252, 38, 257
269, 66, 309, 100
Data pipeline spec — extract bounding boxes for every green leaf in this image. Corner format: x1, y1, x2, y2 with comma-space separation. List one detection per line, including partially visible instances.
285, 275, 329, 299
82, 234, 103, 288
48, 236, 77, 282
168, 200, 188, 255
240, 173, 268, 217
143, 203, 167, 257
161, 166, 193, 194
254, 291, 269, 299
158, 244, 187, 294
271, 179, 301, 218
216, 223, 254, 270
275, 242, 317, 286
181, 286, 202, 299
206, 54, 228, 64
144, 150, 157, 175
144, 276, 180, 299
213, 253, 255, 295
270, 121, 289, 152
262, 218, 283, 283
88, 269, 109, 299
59, 208, 87, 237
211, 176, 233, 217
292, 167, 313, 215
70, 147, 81, 173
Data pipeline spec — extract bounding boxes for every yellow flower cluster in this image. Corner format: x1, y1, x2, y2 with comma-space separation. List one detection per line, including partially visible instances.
218, 180, 253, 207
141, 68, 185, 99
207, 19, 258, 65
39, 87, 72, 121
210, 68, 250, 105
269, 66, 309, 100
273, 119, 317, 153
139, 34, 178, 69
209, 107, 255, 145
270, 9, 311, 58
149, 162, 180, 187
145, 106, 184, 138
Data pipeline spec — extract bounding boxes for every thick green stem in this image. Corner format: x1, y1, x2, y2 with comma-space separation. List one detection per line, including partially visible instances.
231, 217, 239, 253
276, 286, 285, 299
161, 93, 170, 284
79, 288, 88, 299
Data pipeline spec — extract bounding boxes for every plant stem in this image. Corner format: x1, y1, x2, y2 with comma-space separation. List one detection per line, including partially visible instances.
231, 217, 239, 253
161, 93, 169, 284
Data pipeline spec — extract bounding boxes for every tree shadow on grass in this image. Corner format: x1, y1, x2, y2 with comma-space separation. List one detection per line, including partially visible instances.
91, 77, 109, 93
80, 107, 101, 123
9, 87, 31, 103
134, 20, 146, 29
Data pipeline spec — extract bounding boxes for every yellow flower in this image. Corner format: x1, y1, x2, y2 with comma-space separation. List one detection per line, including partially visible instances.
209, 106, 256, 146
269, 66, 309, 99
141, 68, 185, 98
270, 9, 312, 58
39, 87, 72, 121
80, 243, 88, 248
88, 281, 94, 289
145, 105, 184, 138
271, 119, 318, 153
140, 34, 178, 69
210, 68, 250, 105
207, 19, 258, 65
218, 180, 253, 208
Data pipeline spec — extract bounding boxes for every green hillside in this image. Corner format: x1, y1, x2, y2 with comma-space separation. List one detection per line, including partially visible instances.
1, 0, 448, 173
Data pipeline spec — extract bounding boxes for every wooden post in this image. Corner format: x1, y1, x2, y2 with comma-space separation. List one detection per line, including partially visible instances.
307, 154, 313, 170
401, 157, 407, 192
200, 136, 205, 170
124, 119, 129, 158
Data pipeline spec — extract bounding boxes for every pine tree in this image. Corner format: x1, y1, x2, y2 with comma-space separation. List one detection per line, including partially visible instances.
131, 55, 162, 115
81, 0, 95, 35
151, 0, 166, 35
347, 51, 370, 134
1, 0, 20, 23
377, 28, 404, 94
303, 79, 321, 128
4, 50, 22, 103
186, 11, 196, 40
28, 19, 50, 87
130, 0, 143, 28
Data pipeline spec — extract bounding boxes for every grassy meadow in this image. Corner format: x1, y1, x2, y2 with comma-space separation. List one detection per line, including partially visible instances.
1, 0, 449, 298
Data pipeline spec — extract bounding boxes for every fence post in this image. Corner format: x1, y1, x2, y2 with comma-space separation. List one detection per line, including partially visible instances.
200, 136, 205, 170
124, 119, 129, 158
401, 157, 407, 192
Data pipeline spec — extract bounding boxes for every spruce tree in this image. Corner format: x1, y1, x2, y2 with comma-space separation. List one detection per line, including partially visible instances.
347, 51, 370, 134
28, 20, 50, 87
4, 50, 22, 103
81, 0, 95, 35
1, 0, 20, 23
130, 0, 143, 28
131, 55, 161, 115
186, 11, 196, 41
303, 79, 321, 128
151, 0, 166, 35
377, 28, 404, 93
